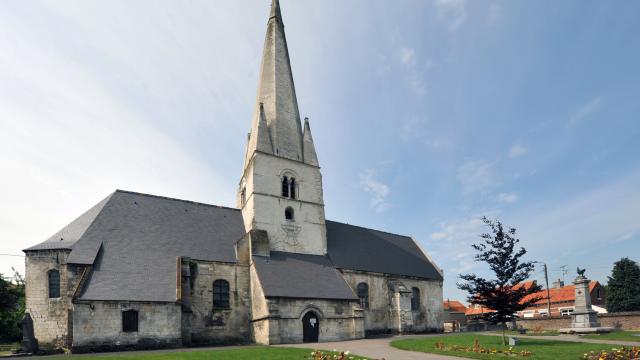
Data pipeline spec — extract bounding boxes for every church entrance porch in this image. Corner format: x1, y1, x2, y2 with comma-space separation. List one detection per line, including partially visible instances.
302, 311, 319, 343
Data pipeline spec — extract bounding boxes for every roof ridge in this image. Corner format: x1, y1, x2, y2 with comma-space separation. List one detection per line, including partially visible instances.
326, 219, 411, 238
114, 189, 240, 211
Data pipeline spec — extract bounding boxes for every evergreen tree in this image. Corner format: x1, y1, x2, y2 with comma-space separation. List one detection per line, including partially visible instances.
0, 268, 25, 341
458, 217, 542, 345
606, 257, 640, 312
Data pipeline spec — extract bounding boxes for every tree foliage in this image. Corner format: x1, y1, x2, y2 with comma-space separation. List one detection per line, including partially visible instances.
458, 217, 542, 332
606, 257, 640, 312
0, 268, 25, 342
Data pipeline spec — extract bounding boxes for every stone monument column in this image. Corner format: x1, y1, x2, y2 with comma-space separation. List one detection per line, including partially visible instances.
560, 268, 612, 334
570, 273, 600, 329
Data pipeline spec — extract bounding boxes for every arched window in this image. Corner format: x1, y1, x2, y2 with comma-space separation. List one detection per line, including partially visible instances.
411, 287, 420, 311
357, 282, 369, 309
122, 310, 139, 332
48, 270, 60, 298
281, 176, 289, 197
285, 207, 294, 221
213, 279, 230, 309
289, 178, 296, 199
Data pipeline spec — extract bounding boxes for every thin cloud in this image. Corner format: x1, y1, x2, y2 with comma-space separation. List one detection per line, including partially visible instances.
457, 160, 495, 194
359, 169, 391, 213
488, 2, 503, 23
435, 0, 468, 32
570, 97, 603, 125
509, 143, 528, 158
497, 192, 519, 204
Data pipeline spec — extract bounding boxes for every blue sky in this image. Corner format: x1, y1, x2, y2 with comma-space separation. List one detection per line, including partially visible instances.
1, 0, 639, 302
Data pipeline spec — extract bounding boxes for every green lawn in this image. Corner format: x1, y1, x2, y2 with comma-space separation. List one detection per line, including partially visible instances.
391, 334, 633, 360
583, 330, 640, 342
0, 343, 19, 356
44, 347, 367, 360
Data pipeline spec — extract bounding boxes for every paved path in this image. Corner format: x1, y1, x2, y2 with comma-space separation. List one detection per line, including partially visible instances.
278, 335, 463, 360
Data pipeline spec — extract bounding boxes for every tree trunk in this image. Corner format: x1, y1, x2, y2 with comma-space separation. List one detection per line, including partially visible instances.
502, 323, 507, 346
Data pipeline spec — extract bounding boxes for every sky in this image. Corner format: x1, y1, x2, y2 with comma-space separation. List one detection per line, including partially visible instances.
1, 0, 639, 302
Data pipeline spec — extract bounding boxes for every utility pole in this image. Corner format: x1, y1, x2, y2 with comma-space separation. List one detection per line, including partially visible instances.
543, 263, 551, 316
534, 261, 552, 317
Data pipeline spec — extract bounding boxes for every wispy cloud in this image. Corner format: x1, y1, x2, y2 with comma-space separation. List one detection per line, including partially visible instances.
570, 96, 603, 125
509, 143, 528, 158
487, 2, 503, 23
359, 169, 391, 213
435, 0, 468, 32
457, 160, 495, 194
401, 47, 416, 65
398, 47, 431, 97
497, 192, 519, 204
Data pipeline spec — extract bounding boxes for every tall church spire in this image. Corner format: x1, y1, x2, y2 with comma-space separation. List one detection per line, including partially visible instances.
247, 0, 304, 162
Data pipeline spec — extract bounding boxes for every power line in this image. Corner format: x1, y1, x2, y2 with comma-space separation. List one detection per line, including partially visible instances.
0, 254, 24, 257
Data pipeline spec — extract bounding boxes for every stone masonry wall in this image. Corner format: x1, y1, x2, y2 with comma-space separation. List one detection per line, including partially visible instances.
340, 270, 443, 335
187, 261, 251, 345
271, 298, 364, 344
516, 312, 640, 331
25, 250, 80, 348
72, 301, 181, 351
241, 153, 327, 256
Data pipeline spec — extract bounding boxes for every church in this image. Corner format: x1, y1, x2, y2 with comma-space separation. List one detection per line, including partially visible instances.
23, 0, 443, 352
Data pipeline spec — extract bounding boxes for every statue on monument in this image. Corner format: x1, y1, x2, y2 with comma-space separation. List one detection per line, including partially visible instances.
560, 266, 612, 334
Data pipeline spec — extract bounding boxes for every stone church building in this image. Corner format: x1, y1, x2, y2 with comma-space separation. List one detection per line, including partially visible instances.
23, 0, 443, 352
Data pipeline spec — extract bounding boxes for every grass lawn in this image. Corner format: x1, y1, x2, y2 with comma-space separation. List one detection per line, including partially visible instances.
391, 334, 633, 360
0, 343, 20, 356
44, 347, 368, 360
583, 330, 640, 342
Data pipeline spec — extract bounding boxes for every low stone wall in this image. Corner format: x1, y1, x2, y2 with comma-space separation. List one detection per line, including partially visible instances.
516, 312, 640, 331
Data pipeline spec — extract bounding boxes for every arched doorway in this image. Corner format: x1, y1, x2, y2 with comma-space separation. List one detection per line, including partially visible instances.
302, 311, 319, 343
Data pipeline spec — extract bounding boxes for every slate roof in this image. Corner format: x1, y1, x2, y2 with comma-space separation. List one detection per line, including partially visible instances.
252, 252, 357, 300
25, 190, 441, 302
326, 220, 443, 280
26, 190, 244, 302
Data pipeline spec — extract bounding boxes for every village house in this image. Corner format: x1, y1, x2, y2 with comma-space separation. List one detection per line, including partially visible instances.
442, 300, 467, 332
22, 0, 444, 352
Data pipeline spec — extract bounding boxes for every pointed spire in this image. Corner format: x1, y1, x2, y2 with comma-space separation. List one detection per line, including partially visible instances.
270, 0, 282, 22
302, 117, 319, 166
244, 103, 274, 167
251, 0, 304, 161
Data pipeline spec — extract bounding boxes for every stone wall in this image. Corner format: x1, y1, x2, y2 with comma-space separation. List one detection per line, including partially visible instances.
25, 250, 80, 348
340, 270, 443, 335
269, 298, 364, 344
240, 153, 327, 255
72, 301, 181, 351
516, 312, 640, 331
187, 260, 251, 345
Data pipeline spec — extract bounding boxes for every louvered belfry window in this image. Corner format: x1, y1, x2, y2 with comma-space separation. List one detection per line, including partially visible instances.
122, 310, 139, 332
48, 270, 60, 298
213, 279, 230, 309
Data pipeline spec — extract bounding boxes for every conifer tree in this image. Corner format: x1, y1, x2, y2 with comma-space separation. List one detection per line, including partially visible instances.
458, 217, 542, 345
606, 257, 640, 312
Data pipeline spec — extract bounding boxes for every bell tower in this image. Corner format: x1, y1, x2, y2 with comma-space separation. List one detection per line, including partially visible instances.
238, 0, 326, 255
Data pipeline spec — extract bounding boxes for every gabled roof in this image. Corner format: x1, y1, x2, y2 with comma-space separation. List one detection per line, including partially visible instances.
25, 190, 441, 302
522, 281, 601, 305
252, 252, 357, 300
23, 193, 113, 252
326, 221, 443, 280
444, 300, 467, 313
